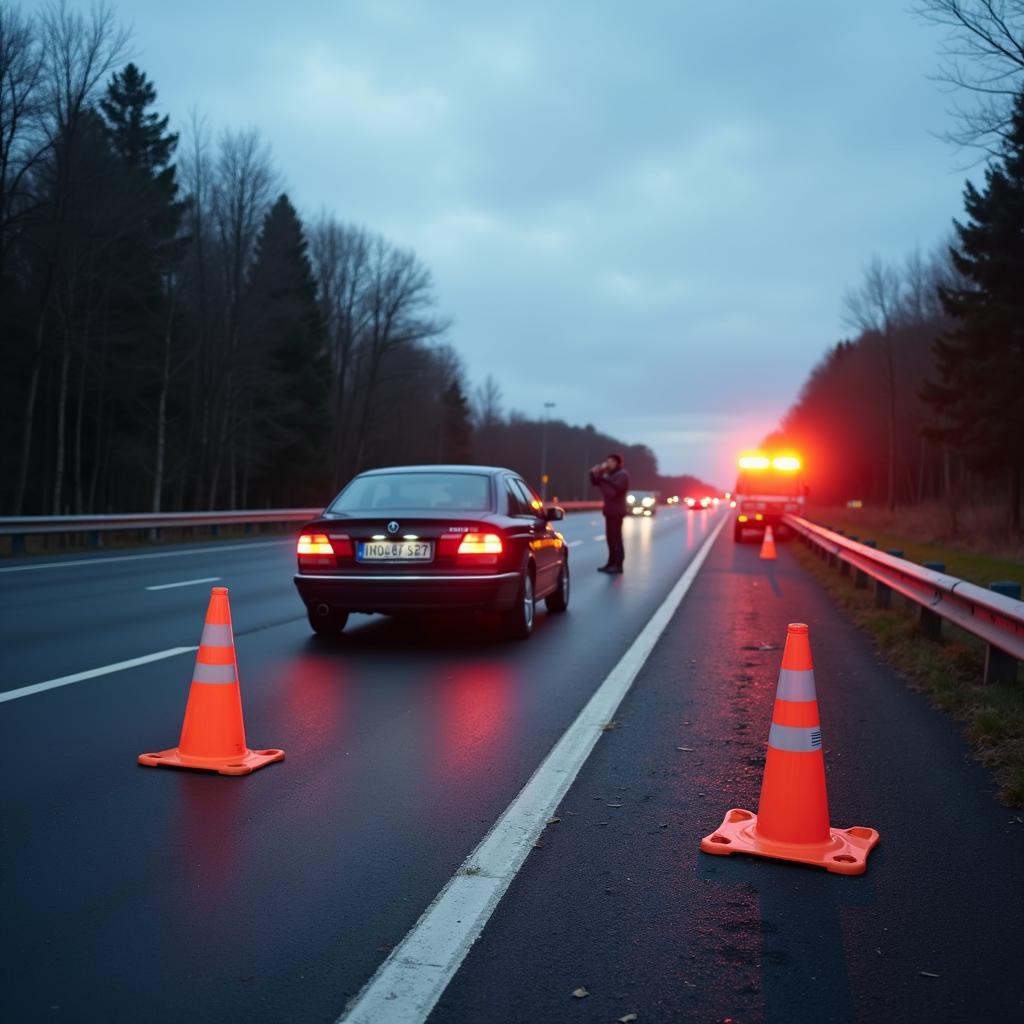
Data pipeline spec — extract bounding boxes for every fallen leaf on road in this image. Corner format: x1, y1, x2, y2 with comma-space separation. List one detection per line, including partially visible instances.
546, 817, 561, 825
919, 971, 940, 978
572, 987, 588, 999
619, 1015, 638, 1022
601, 721, 618, 731
606, 802, 623, 808
676, 746, 695, 751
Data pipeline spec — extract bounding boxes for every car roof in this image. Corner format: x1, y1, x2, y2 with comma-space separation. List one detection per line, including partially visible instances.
355, 465, 516, 477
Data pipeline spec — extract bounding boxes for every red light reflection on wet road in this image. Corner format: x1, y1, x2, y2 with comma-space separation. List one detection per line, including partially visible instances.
429, 661, 516, 784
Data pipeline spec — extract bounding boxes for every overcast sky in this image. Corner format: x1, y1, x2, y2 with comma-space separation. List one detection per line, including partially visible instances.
58, 0, 969, 484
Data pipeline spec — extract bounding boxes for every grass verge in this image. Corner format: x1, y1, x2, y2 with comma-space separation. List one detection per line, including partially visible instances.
808, 505, 1024, 583
791, 540, 1024, 807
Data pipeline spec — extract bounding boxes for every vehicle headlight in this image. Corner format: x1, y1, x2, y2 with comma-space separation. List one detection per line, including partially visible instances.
642, 496, 654, 507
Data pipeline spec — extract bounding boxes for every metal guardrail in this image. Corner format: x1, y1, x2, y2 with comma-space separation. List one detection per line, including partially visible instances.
0, 510, 322, 536
0, 503, 606, 554
784, 513, 1024, 684
0, 509, 322, 554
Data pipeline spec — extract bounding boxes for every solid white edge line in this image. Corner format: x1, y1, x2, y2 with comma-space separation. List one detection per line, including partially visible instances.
0, 647, 198, 704
567, 540, 583, 548
145, 576, 222, 591
0, 539, 292, 574
337, 511, 728, 1024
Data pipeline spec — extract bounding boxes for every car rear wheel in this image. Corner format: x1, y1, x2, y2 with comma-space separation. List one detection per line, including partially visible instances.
502, 568, 535, 640
733, 522, 744, 542
307, 606, 349, 635
545, 559, 570, 613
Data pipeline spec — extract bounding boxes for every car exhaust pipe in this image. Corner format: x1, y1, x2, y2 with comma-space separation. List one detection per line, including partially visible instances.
315, 603, 331, 617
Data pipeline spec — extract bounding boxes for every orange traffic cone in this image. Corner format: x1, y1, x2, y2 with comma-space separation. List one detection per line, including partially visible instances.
700, 623, 878, 874
759, 525, 777, 560
139, 587, 284, 776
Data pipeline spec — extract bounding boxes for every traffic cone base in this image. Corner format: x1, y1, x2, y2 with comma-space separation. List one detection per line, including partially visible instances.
700, 808, 879, 876
138, 745, 284, 776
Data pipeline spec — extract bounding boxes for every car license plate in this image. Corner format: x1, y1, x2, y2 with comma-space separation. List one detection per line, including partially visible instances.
357, 541, 433, 561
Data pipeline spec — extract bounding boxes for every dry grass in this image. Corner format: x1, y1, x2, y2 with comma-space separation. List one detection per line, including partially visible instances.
793, 540, 1024, 806
808, 503, 1024, 590
810, 500, 1024, 562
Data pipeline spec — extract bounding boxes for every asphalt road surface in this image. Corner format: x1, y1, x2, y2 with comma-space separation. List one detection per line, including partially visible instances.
3, 507, 715, 1022
2, 509, 1020, 1023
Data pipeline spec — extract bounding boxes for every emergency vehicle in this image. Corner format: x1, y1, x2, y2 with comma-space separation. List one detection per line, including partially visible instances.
732, 452, 806, 542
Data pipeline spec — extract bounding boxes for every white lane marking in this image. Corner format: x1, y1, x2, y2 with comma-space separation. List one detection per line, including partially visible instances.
593, 534, 606, 541
0, 539, 290, 574
145, 576, 221, 591
567, 540, 583, 548
0, 647, 198, 704
338, 512, 728, 1024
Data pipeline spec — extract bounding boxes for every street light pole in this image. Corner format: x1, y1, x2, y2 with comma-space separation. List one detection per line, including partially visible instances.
541, 401, 555, 501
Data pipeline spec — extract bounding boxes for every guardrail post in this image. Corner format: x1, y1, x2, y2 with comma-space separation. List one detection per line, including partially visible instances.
875, 550, 902, 609
855, 541, 876, 589
984, 582, 1021, 684
919, 562, 945, 640
12, 533, 26, 554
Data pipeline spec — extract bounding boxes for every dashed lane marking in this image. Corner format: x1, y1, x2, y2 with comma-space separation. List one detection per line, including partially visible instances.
567, 540, 583, 548
0, 539, 291, 574
145, 576, 221, 591
593, 534, 606, 541
0, 647, 198, 704
337, 512, 728, 1024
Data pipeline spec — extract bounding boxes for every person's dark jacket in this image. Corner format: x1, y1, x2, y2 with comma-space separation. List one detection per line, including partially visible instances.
590, 467, 630, 517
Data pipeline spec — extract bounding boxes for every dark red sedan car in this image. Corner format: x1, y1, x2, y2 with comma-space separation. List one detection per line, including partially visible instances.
293, 465, 569, 639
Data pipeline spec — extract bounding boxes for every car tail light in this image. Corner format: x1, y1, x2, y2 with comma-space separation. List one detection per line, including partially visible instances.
298, 533, 333, 555
329, 534, 354, 557
458, 533, 503, 555
297, 532, 353, 567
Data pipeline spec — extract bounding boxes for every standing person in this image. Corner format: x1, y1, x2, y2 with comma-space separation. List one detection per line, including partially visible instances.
589, 453, 630, 573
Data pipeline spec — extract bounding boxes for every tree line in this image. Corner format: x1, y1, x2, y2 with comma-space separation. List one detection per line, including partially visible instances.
769, 1, 1024, 536
0, 2, 681, 517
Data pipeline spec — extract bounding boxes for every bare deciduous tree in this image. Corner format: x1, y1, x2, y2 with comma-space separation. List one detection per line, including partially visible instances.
842, 256, 904, 511
913, 1, 1024, 152
0, 3, 46, 281
206, 126, 278, 507
472, 373, 504, 430
14, 0, 129, 514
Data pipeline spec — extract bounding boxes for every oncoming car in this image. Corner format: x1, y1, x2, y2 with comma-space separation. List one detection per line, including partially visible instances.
293, 465, 569, 640
627, 490, 658, 516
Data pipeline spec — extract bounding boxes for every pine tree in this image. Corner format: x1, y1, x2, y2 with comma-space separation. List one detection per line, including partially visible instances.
440, 378, 473, 463
99, 63, 186, 512
243, 194, 328, 502
99, 63, 184, 266
924, 88, 1024, 535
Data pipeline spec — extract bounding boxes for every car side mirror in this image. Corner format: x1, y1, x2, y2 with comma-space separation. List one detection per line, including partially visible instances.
544, 506, 564, 521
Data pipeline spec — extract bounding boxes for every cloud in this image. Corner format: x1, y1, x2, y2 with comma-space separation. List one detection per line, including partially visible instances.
103, 0, 966, 481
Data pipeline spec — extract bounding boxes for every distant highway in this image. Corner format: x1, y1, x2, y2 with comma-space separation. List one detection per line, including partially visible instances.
1, 507, 1020, 1023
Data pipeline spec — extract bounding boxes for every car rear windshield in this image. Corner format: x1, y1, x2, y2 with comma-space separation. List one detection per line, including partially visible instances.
330, 472, 492, 513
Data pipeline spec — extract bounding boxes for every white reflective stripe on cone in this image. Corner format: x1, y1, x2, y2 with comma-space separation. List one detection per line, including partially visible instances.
191, 662, 237, 684
775, 668, 817, 701
768, 722, 822, 752
199, 623, 233, 647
